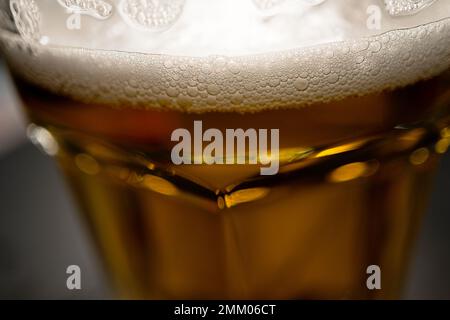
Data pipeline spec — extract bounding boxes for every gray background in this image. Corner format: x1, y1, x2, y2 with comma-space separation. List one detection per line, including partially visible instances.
0, 63, 449, 300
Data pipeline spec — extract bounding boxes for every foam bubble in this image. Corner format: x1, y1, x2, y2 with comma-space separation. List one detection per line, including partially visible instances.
9, 0, 41, 42
118, 0, 185, 32
57, 0, 114, 20
385, 0, 437, 17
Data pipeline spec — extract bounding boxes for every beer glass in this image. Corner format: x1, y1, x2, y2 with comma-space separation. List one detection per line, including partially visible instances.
1, 0, 449, 299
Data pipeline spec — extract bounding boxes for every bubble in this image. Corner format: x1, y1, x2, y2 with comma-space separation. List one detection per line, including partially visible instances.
200, 63, 213, 75
381, 35, 391, 44
56, 0, 113, 20
187, 87, 199, 97
311, 77, 320, 85
178, 63, 188, 71
384, 0, 437, 17
327, 73, 339, 84
294, 78, 309, 91
197, 74, 206, 83
269, 78, 281, 87
207, 84, 221, 95
10, 0, 41, 42
369, 41, 382, 53
128, 79, 139, 88
166, 87, 179, 97
172, 73, 181, 81
356, 56, 366, 64
299, 71, 309, 79
118, 0, 185, 32
231, 93, 244, 105
226, 60, 241, 75
244, 82, 257, 91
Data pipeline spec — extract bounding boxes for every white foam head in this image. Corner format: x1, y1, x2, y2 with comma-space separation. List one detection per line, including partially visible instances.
1, 0, 450, 112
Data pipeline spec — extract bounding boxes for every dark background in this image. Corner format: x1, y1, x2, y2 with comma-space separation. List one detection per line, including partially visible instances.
0, 63, 449, 300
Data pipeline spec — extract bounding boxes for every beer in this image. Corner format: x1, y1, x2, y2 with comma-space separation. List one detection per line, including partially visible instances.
1, 0, 450, 299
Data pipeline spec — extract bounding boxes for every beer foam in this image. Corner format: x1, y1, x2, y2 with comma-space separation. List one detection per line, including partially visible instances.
1, 0, 450, 112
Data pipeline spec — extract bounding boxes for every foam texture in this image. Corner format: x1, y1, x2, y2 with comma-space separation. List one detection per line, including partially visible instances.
1, 0, 450, 113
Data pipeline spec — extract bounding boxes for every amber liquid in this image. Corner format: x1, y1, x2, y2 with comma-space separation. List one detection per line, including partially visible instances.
13, 69, 450, 299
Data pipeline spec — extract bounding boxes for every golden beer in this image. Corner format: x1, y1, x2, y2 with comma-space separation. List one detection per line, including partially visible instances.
1, 0, 450, 299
